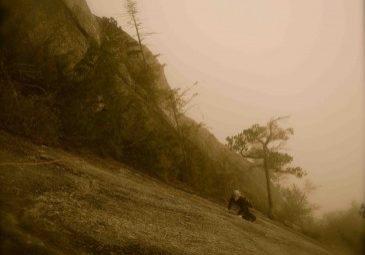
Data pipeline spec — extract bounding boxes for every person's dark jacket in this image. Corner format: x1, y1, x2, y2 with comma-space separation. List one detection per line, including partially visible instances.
228, 195, 252, 214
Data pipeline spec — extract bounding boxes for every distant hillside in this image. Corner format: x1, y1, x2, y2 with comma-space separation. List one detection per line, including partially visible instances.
0, 131, 332, 255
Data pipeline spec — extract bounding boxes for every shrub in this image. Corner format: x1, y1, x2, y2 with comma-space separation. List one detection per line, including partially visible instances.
0, 84, 59, 144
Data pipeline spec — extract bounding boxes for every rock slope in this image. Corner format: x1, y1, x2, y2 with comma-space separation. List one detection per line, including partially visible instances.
0, 132, 332, 255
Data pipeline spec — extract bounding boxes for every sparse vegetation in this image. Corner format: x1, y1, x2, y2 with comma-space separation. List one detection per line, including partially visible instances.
303, 203, 365, 255
275, 184, 317, 227
0, 56, 60, 145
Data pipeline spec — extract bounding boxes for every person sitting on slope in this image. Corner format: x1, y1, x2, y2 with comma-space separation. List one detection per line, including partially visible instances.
227, 190, 256, 222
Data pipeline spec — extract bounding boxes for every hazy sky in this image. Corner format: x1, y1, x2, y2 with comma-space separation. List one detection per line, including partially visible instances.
86, 0, 364, 215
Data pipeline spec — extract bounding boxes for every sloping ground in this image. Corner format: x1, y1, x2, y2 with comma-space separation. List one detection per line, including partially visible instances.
1, 0, 269, 212
0, 132, 331, 255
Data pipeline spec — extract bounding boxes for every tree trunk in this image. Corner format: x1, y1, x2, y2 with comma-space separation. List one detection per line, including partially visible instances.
171, 102, 189, 182
263, 151, 274, 219
131, 13, 147, 66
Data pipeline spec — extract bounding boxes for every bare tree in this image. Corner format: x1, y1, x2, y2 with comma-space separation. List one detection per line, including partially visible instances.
278, 184, 317, 226
164, 83, 198, 180
125, 0, 147, 66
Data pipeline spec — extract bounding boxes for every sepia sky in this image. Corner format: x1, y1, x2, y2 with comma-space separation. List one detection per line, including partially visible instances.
86, 0, 364, 215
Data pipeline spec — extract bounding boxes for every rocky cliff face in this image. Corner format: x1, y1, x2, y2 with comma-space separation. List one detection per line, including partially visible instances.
0, 0, 269, 211
62, 0, 100, 44
0, 0, 99, 83
0, 0, 170, 90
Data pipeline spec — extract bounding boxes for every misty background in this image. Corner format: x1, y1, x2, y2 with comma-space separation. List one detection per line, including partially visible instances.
86, 0, 364, 215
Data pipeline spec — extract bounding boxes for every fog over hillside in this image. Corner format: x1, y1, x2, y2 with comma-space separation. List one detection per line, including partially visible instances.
0, 0, 364, 254
86, 0, 364, 215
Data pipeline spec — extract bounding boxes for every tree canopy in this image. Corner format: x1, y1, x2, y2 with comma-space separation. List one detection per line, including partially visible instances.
226, 117, 306, 218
